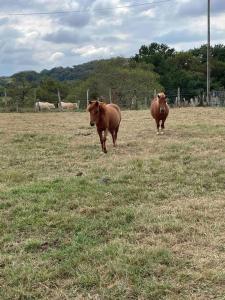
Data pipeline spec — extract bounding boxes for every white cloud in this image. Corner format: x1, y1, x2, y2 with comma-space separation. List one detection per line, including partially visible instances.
72, 45, 114, 57
49, 52, 65, 62
211, 14, 225, 31
140, 8, 156, 18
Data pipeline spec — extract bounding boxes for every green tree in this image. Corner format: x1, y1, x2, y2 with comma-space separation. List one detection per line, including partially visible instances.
36, 78, 69, 105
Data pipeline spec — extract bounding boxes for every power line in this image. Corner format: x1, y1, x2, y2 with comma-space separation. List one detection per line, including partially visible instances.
1, 0, 174, 17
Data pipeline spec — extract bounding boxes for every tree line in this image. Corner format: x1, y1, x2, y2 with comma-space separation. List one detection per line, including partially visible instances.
132, 43, 225, 96
0, 43, 224, 110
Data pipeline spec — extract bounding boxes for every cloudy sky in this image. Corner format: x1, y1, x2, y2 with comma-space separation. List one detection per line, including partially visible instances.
0, 0, 224, 76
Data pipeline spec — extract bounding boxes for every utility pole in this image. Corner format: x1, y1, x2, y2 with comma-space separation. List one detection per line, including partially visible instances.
207, 0, 211, 105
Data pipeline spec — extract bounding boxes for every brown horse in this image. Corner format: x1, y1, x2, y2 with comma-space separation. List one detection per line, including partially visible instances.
87, 100, 121, 153
150, 92, 169, 134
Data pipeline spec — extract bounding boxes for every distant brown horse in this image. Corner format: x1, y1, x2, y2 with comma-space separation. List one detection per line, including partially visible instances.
150, 92, 169, 134
87, 100, 121, 153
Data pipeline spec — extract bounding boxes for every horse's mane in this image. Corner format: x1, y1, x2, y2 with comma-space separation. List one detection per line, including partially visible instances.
87, 100, 106, 113
89, 100, 106, 105
99, 102, 107, 113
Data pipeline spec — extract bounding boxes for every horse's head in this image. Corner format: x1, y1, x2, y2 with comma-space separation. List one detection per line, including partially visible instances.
157, 93, 167, 113
87, 100, 101, 126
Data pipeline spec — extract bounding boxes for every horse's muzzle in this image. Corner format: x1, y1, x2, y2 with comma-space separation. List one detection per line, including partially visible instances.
159, 107, 165, 113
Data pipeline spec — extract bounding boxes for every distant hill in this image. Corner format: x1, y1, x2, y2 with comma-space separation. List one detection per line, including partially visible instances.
1, 60, 112, 84
40, 60, 100, 81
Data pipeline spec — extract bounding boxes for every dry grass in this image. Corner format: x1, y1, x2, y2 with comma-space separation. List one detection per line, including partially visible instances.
0, 108, 225, 299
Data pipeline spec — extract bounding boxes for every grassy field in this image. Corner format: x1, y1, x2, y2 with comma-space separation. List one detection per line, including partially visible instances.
0, 108, 225, 299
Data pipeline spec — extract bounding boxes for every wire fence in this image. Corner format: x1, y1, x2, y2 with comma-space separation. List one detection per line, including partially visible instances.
0, 89, 225, 112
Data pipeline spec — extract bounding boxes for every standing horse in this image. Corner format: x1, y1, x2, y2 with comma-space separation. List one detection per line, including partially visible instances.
150, 92, 169, 134
87, 100, 121, 153
35, 101, 55, 112
58, 101, 78, 110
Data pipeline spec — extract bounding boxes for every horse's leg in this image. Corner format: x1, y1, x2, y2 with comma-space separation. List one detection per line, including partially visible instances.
111, 128, 118, 147
156, 120, 160, 135
97, 129, 104, 152
103, 129, 108, 153
114, 126, 119, 146
110, 130, 116, 147
161, 120, 165, 134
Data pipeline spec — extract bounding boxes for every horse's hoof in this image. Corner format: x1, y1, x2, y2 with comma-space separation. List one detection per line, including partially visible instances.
103, 149, 107, 153
160, 131, 164, 135
156, 132, 160, 135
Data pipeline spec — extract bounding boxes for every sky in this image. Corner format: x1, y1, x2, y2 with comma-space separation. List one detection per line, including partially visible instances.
0, 0, 225, 76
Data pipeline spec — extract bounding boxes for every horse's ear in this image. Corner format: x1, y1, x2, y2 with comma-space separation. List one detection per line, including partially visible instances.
95, 101, 99, 107
89, 100, 93, 104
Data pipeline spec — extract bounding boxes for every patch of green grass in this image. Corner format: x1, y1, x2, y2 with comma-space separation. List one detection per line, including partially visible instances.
0, 170, 34, 184
0, 109, 225, 299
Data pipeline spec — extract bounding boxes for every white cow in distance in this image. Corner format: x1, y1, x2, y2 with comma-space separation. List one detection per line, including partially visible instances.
35, 101, 55, 112
58, 101, 78, 110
